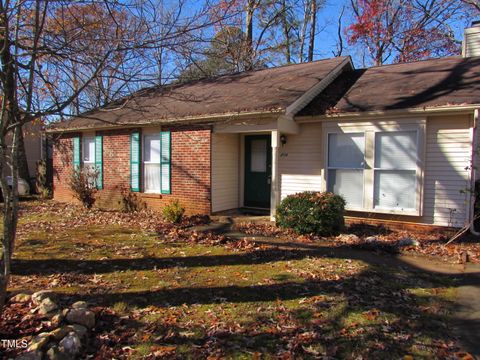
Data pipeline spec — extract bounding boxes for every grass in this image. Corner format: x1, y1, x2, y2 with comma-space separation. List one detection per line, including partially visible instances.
5, 200, 465, 359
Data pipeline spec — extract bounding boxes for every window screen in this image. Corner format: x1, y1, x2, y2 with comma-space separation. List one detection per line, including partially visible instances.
83, 137, 95, 164
327, 133, 365, 208
373, 131, 417, 210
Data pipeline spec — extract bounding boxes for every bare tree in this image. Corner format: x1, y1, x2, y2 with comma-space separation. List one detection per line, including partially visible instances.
332, 6, 346, 57
307, 0, 317, 61
0, 0, 227, 311
462, 0, 480, 12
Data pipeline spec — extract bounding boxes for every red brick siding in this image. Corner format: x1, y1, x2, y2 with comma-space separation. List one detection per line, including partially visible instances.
52, 133, 80, 204
52, 125, 212, 214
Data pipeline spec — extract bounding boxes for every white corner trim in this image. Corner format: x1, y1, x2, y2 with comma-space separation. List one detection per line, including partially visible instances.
285, 57, 353, 117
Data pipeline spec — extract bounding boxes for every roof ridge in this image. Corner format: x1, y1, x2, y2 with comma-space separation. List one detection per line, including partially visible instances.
359, 55, 463, 71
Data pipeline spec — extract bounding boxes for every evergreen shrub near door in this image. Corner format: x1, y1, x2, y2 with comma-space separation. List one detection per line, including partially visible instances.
276, 191, 346, 236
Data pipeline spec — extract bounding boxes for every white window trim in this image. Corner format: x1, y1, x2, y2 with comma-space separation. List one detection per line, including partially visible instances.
142, 127, 161, 194
323, 119, 426, 216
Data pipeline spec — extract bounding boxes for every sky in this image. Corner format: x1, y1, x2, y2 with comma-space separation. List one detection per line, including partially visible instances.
313, 0, 473, 66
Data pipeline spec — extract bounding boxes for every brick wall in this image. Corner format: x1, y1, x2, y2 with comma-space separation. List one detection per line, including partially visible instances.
52, 133, 80, 204
52, 125, 212, 214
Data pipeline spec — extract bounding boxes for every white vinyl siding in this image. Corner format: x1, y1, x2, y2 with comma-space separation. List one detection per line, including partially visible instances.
279, 123, 323, 199
423, 115, 472, 227
212, 133, 240, 212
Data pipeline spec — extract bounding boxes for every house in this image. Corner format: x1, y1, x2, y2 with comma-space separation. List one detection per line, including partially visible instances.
5, 120, 45, 186
47, 24, 480, 229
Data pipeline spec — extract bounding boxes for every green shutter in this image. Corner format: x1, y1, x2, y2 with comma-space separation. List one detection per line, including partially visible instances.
160, 131, 171, 194
73, 136, 80, 170
130, 132, 141, 192
95, 135, 103, 189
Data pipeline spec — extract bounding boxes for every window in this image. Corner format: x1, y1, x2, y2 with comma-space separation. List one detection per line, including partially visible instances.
143, 134, 161, 193
82, 136, 97, 186
374, 131, 417, 211
131, 130, 170, 194
82, 136, 95, 166
327, 133, 365, 209
251, 139, 267, 172
325, 123, 423, 215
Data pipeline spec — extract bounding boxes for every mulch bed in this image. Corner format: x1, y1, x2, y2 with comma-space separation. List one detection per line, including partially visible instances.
234, 222, 480, 264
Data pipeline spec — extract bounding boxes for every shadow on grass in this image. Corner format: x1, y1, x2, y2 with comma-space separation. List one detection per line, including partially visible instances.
10, 241, 480, 357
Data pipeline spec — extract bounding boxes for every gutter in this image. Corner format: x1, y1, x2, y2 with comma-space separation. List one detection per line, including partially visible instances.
470, 108, 480, 235
45, 110, 283, 134
296, 104, 480, 123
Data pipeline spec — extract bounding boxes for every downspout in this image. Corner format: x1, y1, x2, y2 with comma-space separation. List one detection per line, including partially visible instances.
469, 109, 480, 235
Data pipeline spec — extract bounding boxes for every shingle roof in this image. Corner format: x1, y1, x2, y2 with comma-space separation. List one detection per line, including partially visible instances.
311, 56, 480, 115
49, 57, 350, 131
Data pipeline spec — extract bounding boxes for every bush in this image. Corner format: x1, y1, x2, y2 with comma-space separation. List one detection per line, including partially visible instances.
68, 167, 98, 209
162, 199, 185, 223
276, 191, 346, 236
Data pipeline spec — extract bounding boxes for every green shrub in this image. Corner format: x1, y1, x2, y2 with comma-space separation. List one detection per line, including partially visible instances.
162, 199, 185, 223
276, 191, 346, 235
68, 167, 98, 209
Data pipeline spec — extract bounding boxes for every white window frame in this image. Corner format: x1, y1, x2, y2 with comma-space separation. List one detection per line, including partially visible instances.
323, 119, 425, 216
142, 128, 161, 194
326, 132, 366, 211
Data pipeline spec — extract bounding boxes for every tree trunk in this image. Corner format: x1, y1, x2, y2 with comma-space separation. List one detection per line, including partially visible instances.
299, 0, 310, 62
17, 128, 30, 186
0, 4, 20, 311
308, 0, 317, 62
245, 0, 255, 70
281, 0, 291, 63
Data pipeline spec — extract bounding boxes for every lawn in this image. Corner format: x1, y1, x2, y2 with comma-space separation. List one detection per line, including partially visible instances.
1, 200, 469, 359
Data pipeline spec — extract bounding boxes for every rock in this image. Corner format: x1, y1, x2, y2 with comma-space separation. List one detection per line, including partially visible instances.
70, 324, 88, 340
59, 332, 82, 356
29, 332, 51, 351
50, 324, 88, 341
336, 234, 360, 243
50, 326, 71, 341
51, 313, 64, 327
10, 293, 31, 303
364, 236, 378, 243
32, 290, 56, 305
15, 351, 43, 360
397, 238, 420, 247
71, 301, 87, 310
38, 298, 58, 315
66, 308, 95, 328
46, 345, 71, 360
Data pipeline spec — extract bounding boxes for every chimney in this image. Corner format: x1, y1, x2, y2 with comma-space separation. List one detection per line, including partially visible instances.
463, 21, 480, 57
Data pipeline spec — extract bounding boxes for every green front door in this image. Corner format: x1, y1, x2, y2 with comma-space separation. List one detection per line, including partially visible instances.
244, 135, 272, 208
